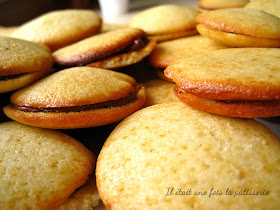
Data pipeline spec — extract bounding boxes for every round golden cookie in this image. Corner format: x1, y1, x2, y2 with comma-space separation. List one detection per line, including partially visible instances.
196, 23, 280, 47
174, 87, 280, 118
11, 9, 102, 51
53, 28, 156, 69
0, 36, 53, 93
3, 67, 146, 129
96, 102, 280, 209
164, 48, 280, 101
196, 8, 280, 47
198, 0, 249, 10
149, 35, 227, 69
128, 5, 200, 41
0, 121, 95, 209
143, 79, 179, 107
245, 0, 280, 18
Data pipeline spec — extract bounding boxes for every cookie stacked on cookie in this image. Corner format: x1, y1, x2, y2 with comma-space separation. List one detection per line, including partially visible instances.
0, 36, 53, 93
164, 48, 280, 118
196, 8, 280, 47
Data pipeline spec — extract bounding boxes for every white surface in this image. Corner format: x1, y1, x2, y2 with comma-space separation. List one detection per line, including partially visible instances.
98, 0, 129, 19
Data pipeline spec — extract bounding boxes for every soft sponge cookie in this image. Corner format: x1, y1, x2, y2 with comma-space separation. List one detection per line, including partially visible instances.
11, 9, 102, 51
0, 36, 53, 93
129, 4, 200, 42
96, 102, 280, 209
3, 67, 146, 129
196, 8, 280, 47
0, 121, 96, 209
164, 48, 280, 118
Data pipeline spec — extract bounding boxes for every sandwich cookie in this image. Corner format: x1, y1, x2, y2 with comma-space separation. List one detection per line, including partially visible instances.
96, 102, 280, 209
0, 36, 53, 93
196, 0, 249, 11
128, 5, 200, 42
53, 28, 156, 70
196, 8, 280, 47
3, 67, 146, 129
0, 121, 97, 209
244, 0, 280, 18
143, 79, 179, 107
164, 48, 280, 118
148, 35, 227, 82
11, 9, 102, 51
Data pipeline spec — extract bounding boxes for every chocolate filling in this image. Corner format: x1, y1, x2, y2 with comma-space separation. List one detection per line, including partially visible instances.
86, 36, 149, 65
11, 84, 142, 113
0, 73, 28, 81
121, 37, 149, 53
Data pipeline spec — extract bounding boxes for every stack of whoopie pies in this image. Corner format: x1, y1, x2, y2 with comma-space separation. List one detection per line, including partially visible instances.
1, 2, 280, 209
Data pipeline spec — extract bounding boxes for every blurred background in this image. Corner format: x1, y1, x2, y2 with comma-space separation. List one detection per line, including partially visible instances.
0, 0, 198, 26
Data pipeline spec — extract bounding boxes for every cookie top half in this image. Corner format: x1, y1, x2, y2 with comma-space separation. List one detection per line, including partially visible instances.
11, 9, 102, 51
196, 8, 280, 39
96, 102, 280, 209
164, 48, 280, 100
129, 4, 200, 35
0, 36, 53, 76
53, 28, 146, 67
0, 121, 95, 209
10, 67, 137, 108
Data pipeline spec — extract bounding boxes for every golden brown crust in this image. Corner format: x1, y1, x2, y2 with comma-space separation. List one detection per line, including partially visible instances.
174, 86, 280, 118
10, 67, 137, 108
86, 38, 157, 69
164, 48, 280, 101
196, 8, 280, 39
3, 86, 146, 129
0, 36, 53, 76
129, 5, 200, 35
11, 9, 102, 51
53, 28, 145, 67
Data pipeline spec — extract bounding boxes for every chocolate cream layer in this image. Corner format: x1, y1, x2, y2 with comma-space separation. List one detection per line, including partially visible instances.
0, 73, 28, 81
84, 36, 150, 65
10, 84, 143, 113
